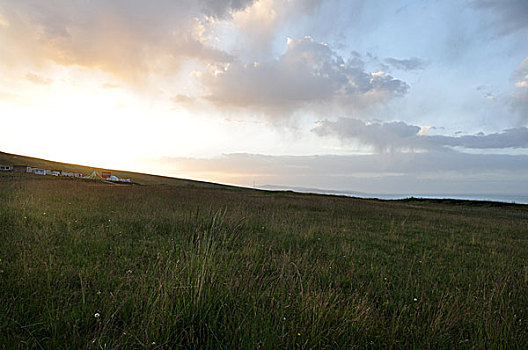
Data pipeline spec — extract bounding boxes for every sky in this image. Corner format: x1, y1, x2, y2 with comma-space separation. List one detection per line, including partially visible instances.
1, 0, 527, 195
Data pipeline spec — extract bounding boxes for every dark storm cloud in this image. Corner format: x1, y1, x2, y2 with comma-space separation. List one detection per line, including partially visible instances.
313, 118, 421, 152
313, 118, 528, 151
427, 128, 528, 149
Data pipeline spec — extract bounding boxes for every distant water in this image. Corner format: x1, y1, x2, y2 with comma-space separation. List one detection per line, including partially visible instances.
354, 194, 528, 205
258, 186, 528, 205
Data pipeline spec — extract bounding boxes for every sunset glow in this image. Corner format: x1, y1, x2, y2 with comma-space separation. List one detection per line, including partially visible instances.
1, 0, 527, 195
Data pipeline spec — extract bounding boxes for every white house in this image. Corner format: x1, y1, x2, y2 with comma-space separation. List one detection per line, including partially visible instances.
33, 169, 46, 175
61, 171, 74, 177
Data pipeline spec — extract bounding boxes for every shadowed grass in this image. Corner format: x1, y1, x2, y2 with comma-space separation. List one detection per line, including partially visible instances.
0, 176, 527, 348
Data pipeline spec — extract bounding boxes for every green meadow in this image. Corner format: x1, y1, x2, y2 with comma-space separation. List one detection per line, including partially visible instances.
1, 174, 527, 348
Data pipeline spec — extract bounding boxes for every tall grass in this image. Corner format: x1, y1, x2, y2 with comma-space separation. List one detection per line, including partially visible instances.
0, 176, 527, 348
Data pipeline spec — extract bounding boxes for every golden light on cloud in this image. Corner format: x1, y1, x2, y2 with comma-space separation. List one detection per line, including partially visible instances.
233, 0, 278, 29
1, 63, 168, 169
0, 0, 527, 196
417, 126, 433, 136
0, 12, 9, 27
25, 73, 52, 85
1, 59, 245, 172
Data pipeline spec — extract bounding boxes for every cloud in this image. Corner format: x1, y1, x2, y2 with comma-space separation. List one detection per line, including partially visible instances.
511, 57, 528, 123
0, 91, 27, 104
384, 57, 427, 71
231, 0, 324, 59
161, 152, 528, 194
231, 0, 280, 57
0, 0, 246, 81
472, 0, 528, 35
512, 90, 528, 124
171, 152, 528, 176
313, 118, 528, 152
171, 94, 196, 106
313, 118, 421, 152
476, 85, 497, 100
25, 73, 52, 85
175, 30, 234, 63
102, 82, 121, 89
200, 37, 409, 116
200, 0, 256, 18
427, 128, 528, 149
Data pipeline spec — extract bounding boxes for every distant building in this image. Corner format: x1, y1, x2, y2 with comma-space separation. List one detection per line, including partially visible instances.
74, 173, 83, 178
102, 172, 111, 178
0, 165, 12, 171
61, 171, 74, 177
51, 170, 61, 176
33, 169, 46, 175
12, 165, 28, 173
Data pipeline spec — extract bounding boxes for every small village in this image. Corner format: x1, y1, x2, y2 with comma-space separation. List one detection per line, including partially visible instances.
0, 165, 131, 183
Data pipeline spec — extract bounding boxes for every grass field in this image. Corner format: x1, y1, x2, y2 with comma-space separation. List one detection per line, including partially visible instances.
1, 174, 527, 348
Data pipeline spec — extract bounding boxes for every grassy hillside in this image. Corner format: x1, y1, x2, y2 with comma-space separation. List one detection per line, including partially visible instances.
0, 151, 232, 188
1, 175, 527, 348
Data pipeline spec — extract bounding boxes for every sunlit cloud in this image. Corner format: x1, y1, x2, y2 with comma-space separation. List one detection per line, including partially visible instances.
0, 0, 247, 84
510, 57, 528, 123
25, 73, 52, 85
0, 0, 527, 196
201, 37, 408, 117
